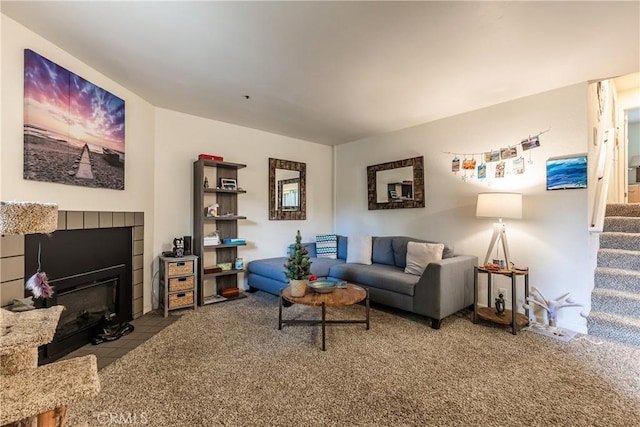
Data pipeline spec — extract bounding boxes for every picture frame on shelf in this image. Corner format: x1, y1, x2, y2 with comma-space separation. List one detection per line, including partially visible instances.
220, 178, 237, 190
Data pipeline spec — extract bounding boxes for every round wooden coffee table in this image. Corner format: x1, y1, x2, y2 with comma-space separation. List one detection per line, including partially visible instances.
278, 283, 370, 351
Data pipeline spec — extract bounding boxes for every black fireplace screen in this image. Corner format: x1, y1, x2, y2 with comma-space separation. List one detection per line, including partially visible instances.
55, 277, 117, 340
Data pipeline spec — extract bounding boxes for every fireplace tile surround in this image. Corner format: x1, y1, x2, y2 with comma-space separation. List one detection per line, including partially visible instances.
0, 210, 144, 319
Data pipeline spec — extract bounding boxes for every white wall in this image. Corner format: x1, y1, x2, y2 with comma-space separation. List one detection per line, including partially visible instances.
153, 108, 334, 295
336, 84, 591, 332
1, 16, 157, 311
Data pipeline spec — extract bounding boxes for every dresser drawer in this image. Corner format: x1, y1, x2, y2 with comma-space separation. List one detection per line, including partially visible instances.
169, 276, 194, 292
167, 260, 194, 276
168, 291, 194, 309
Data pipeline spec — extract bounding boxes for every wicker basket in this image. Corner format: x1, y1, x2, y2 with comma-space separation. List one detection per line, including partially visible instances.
168, 276, 194, 292
168, 261, 193, 276
168, 291, 194, 308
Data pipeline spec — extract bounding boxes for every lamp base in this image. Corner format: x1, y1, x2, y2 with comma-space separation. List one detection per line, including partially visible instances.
483, 221, 513, 269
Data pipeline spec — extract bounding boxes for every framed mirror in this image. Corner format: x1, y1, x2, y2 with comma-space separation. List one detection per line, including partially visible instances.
367, 156, 425, 210
269, 158, 306, 220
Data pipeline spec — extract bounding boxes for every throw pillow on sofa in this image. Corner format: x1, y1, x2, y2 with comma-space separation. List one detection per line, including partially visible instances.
346, 235, 373, 265
316, 234, 338, 259
404, 241, 445, 275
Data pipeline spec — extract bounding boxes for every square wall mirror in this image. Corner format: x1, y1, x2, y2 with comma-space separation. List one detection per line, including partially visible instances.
367, 156, 425, 210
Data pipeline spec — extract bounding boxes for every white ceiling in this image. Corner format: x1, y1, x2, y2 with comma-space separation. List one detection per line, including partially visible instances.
2, 1, 639, 145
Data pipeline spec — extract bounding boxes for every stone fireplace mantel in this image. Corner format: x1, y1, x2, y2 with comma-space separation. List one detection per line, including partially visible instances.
0, 210, 144, 319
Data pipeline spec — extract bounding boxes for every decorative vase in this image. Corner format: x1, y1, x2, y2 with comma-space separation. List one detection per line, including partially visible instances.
290, 279, 307, 297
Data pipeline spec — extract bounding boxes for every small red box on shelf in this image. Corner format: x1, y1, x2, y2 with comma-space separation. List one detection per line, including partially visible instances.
198, 154, 224, 161
220, 287, 240, 298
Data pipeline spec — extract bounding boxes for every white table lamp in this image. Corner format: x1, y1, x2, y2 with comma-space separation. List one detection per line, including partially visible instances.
476, 193, 522, 269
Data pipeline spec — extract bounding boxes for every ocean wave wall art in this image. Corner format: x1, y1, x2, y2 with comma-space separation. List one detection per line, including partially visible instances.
546, 155, 587, 190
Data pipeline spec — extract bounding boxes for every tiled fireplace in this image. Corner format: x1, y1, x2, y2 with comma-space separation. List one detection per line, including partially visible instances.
0, 210, 144, 360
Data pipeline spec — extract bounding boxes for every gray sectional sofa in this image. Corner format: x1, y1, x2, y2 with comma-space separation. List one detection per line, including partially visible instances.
247, 235, 477, 328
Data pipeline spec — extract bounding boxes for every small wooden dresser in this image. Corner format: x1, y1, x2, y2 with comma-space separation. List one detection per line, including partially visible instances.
159, 255, 198, 317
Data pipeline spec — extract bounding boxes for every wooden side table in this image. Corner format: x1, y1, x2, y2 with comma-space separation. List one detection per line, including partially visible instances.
473, 266, 530, 335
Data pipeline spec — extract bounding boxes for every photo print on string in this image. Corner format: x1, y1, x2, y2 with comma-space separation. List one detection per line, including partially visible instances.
513, 157, 525, 175
521, 135, 541, 165
452, 157, 460, 173
477, 163, 487, 179
462, 157, 477, 170
500, 146, 518, 160
467, 155, 478, 178
485, 150, 500, 162
495, 161, 506, 178
521, 136, 541, 150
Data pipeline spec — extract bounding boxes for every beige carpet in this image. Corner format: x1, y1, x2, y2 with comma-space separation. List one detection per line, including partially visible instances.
69, 292, 640, 426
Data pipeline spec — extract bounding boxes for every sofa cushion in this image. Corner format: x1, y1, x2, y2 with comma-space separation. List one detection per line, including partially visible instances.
404, 241, 445, 275
316, 234, 337, 259
247, 257, 289, 284
392, 236, 453, 268
372, 237, 395, 266
346, 235, 372, 265
329, 263, 418, 296
309, 257, 345, 278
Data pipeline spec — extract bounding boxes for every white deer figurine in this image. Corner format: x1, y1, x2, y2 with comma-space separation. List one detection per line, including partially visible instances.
524, 287, 585, 327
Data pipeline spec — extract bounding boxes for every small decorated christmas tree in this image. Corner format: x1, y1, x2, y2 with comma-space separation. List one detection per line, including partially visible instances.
284, 230, 312, 280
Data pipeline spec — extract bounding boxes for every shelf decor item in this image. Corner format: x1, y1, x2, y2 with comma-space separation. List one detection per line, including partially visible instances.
308, 280, 337, 294
284, 230, 312, 297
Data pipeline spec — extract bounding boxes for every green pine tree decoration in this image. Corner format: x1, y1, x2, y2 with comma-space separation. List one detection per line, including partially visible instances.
284, 230, 312, 280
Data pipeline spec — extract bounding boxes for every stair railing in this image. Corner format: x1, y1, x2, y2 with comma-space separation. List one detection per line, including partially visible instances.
590, 128, 616, 232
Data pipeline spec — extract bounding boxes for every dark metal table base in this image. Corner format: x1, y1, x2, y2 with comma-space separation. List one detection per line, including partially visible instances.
278, 289, 370, 351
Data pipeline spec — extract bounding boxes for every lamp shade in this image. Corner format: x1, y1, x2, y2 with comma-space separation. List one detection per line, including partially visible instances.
0, 201, 58, 235
476, 193, 522, 220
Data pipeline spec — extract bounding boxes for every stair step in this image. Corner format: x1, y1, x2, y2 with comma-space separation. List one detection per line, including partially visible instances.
587, 311, 640, 347
590, 288, 640, 317
599, 232, 640, 251
606, 203, 640, 218
597, 248, 640, 270
603, 217, 640, 233
594, 267, 640, 293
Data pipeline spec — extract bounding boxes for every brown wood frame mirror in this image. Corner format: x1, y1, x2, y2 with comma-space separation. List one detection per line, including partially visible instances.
367, 156, 425, 210
269, 158, 306, 220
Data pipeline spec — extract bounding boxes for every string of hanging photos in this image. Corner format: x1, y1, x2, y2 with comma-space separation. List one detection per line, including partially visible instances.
443, 129, 550, 182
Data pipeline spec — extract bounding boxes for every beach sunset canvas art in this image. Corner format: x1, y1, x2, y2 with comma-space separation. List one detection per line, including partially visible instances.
23, 49, 125, 190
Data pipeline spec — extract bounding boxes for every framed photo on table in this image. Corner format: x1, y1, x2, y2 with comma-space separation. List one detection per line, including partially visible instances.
220, 178, 237, 190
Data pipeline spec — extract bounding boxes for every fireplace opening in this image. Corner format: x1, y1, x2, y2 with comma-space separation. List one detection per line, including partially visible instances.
25, 227, 132, 364
56, 277, 117, 340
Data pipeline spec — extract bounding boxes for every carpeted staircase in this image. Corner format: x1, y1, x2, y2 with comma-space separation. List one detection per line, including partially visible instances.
590, 203, 640, 346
